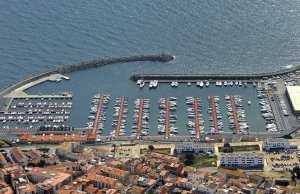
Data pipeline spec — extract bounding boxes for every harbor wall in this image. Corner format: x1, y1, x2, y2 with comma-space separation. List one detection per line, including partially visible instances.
0, 53, 174, 97
131, 65, 300, 81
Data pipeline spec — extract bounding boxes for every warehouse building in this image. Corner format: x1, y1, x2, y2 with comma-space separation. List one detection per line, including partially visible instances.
286, 86, 300, 115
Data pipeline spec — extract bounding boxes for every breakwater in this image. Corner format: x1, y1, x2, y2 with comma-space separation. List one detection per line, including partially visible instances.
55, 53, 174, 74
0, 53, 174, 97
131, 65, 300, 81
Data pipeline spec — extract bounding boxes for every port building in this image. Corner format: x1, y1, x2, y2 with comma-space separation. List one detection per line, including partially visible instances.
286, 86, 300, 115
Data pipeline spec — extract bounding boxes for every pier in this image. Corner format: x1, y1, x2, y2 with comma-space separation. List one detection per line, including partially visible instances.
211, 96, 218, 133
93, 95, 104, 133
131, 65, 300, 81
137, 98, 144, 139
116, 96, 125, 137
194, 97, 200, 138
3, 110, 70, 114
165, 97, 170, 138
230, 96, 240, 133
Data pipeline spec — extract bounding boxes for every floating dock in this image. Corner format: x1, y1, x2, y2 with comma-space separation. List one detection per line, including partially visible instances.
211, 96, 218, 133
230, 96, 240, 133
194, 97, 200, 138
93, 95, 104, 133
115, 96, 125, 137
137, 98, 144, 139
165, 97, 169, 138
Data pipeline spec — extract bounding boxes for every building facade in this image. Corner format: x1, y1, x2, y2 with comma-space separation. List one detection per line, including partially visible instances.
220, 153, 264, 169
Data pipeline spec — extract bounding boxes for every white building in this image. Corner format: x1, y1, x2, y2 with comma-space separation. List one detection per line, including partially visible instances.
263, 138, 297, 151
175, 142, 215, 154
220, 152, 264, 169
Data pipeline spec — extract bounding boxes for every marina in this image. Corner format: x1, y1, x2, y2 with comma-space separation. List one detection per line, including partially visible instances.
1, 58, 299, 142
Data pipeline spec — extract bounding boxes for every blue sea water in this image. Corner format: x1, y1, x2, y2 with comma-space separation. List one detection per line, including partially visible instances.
1, 0, 300, 88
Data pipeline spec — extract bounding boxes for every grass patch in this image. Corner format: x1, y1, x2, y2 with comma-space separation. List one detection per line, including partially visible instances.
140, 148, 171, 155
183, 154, 217, 168
218, 145, 260, 152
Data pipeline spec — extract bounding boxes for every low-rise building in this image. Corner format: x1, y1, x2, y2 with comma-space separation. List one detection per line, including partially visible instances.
95, 165, 130, 182
263, 138, 297, 151
148, 152, 179, 163
0, 152, 8, 166
12, 177, 36, 194
28, 167, 72, 194
0, 179, 14, 194
175, 142, 215, 154
93, 148, 110, 158
10, 147, 28, 166
185, 168, 209, 180
220, 152, 264, 169
85, 173, 118, 189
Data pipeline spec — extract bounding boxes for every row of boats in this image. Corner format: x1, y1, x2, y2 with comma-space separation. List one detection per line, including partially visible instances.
1, 100, 73, 125
186, 97, 204, 136
225, 95, 249, 132
131, 98, 150, 137
0, 116, 68, 123
87, 94, 110, 134
158, 97, 178, 136
3, 109, 71, 115
136, 80, 258, 88
110, 97, 128, 137
12, 102, 73, 109
207, 96, 223, 132
257, 90, 278, 132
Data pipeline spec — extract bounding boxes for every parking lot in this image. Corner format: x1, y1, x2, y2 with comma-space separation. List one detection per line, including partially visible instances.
265, 150, 299, 171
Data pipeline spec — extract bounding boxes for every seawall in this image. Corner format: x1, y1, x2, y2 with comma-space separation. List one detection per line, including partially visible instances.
0, 53, 174, 97
130, 65, 300, 81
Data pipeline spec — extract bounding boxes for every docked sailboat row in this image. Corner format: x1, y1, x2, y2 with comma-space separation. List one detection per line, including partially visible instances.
207, 96, 223, 133
87, 94, 110, 134
158, 97, 178, 136
110, 96, 128, 137
257, 90, 278, 132
232, 95, 249, 132
13, 101, 72, 109
186, 96, 204, 136
131, 98, 150, 137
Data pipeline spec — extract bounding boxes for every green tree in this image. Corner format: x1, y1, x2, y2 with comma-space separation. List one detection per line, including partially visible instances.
184, 153, 195, 166
38, 159, 46, 167
223, 143, 233, 153
148, 145, 154, 153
